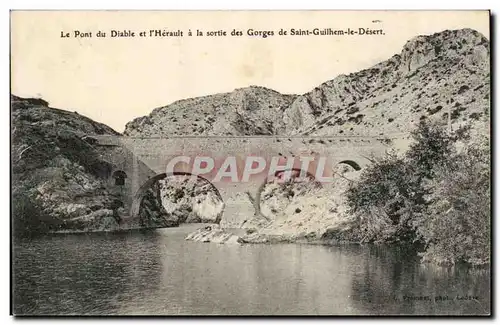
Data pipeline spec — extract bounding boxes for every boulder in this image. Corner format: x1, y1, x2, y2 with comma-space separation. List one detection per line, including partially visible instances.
185, 225, 243, 245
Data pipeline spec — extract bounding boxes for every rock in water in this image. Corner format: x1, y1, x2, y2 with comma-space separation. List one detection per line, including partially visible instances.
185, 225, 243, 245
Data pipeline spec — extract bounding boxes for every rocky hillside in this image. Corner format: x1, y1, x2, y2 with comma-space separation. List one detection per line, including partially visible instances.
11, 95, 175, 236
125, 87, 297, 136
125, 28, 490, 139
294, 28, 490, 138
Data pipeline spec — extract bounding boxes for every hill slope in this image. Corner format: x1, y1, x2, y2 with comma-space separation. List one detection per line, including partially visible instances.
11, 96, 174, 236
125, 86, 297, 136
124, 28, 490, 139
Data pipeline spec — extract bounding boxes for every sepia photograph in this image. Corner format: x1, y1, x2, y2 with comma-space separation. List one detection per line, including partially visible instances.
10, 10, 491, 316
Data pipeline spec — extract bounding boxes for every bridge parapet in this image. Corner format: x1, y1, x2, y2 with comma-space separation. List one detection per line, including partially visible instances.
85, 133, 410, 222
89, 135, 123, 146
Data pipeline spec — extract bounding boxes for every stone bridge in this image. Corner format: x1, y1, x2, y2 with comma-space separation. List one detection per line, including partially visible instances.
86, 135, 408, 225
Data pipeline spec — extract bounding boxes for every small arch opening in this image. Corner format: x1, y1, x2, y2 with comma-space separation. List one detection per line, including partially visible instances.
338, 160, 362, 171
113, 170, 127, 186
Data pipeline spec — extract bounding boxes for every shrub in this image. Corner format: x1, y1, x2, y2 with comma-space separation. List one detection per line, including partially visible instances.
415, 140, 490, 265
347, 121, 453, 243
346, 151, 425, 243
346, 120, 490, 265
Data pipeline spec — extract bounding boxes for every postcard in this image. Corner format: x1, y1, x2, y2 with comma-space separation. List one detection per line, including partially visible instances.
11, 10, 491, 316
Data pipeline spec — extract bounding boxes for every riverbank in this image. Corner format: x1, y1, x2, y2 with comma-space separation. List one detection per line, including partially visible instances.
185, 224, 358, 245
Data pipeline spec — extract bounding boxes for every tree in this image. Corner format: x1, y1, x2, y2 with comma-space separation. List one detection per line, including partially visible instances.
346, 120, 490, 265
346, 121, 454, 243
415, 139, 490, 265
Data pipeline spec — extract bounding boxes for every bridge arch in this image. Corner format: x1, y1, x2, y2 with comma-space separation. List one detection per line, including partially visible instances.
254, 168, 322, 220
130, 172, 225, 223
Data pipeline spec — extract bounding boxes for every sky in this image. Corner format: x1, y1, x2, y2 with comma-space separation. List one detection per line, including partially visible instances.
10, 10, 489, 132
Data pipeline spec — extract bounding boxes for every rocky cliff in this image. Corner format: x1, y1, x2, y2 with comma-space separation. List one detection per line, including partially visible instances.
294, 28, 489, 138
11, 95, 176, 236
125, 86, 298, 136
125, 28, 489, 139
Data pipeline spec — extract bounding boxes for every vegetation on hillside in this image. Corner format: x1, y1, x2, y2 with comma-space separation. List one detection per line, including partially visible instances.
346, 121, 490, 266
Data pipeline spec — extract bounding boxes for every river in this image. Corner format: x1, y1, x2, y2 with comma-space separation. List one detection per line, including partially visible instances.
13, 224, 490, 316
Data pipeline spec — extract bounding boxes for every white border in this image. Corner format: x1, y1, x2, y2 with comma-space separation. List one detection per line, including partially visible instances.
2, 1, 498, 324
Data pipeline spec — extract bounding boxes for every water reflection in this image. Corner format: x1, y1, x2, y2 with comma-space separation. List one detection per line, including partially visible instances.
349, 245, 491, 315
13, 226, 490, 315
13, 231, 164, 315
